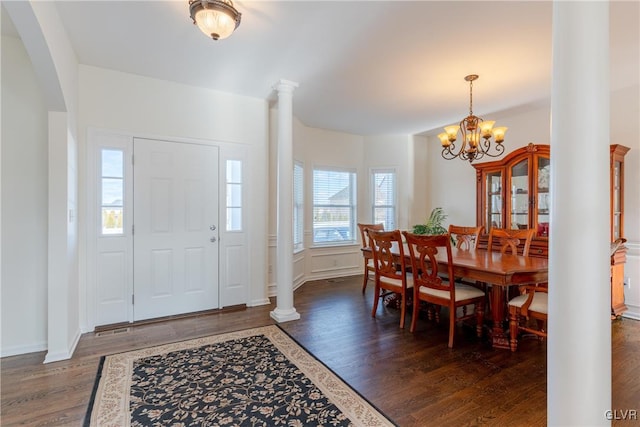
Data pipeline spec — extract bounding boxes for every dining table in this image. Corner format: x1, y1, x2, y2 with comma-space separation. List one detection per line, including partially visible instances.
362, 243, 549, 349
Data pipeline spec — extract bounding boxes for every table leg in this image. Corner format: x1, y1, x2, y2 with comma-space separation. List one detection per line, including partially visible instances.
490, 285, 510, 349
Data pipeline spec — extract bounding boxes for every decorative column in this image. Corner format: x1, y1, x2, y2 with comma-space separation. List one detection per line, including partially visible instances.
270, 79, 301, 323
548, 1, 611, 425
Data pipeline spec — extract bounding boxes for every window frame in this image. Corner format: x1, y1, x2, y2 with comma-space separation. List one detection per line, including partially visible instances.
100, 148, 125, 236
293, 160, 304, 253
225, 159, 243, 232
371, 168, 397, 231
312, 166, 357, 246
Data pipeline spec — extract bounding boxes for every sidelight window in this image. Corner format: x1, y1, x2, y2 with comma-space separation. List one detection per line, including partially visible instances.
101, 149, 124, 235
226, 160, 243, 231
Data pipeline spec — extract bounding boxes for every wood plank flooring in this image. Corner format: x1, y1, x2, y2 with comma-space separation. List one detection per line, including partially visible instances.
1, 275, 638, 426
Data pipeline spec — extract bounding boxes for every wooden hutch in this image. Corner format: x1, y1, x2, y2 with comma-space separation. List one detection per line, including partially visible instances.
610, 144, 630, 318
473, 143, 550, 258
473, 143, 630, 317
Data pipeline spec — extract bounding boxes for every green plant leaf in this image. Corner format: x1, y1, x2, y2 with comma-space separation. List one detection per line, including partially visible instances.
412, 207, 448, 235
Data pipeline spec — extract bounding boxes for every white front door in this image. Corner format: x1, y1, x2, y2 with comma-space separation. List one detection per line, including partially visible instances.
133, 138, 219, 321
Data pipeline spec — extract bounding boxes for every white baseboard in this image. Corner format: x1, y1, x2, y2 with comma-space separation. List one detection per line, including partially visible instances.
0, 341, 47, 359
247, 298, 271, 307
622, 303, 640, 320
43, 328, 81, 364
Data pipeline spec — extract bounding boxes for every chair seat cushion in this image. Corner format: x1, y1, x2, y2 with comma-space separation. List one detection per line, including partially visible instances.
380, 273, 414, 289
508, 292, 548, 314
419, 283, 484, 301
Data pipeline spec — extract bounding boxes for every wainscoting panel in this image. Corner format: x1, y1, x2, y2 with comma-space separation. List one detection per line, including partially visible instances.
623, 241, 639, 320
267, 234, 362, 296
308, 246, 361, 280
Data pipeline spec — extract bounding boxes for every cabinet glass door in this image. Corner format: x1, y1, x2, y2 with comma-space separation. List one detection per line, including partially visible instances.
613, 160, 622, 239
510, 159, 529, 230
486, 171, 503, 231
536, 156, 550, 237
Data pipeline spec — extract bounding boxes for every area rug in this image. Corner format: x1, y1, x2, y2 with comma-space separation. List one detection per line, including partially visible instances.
84, 325, 395, 426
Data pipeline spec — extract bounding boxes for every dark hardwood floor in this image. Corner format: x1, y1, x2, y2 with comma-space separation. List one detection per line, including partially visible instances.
1, 275, 638, 426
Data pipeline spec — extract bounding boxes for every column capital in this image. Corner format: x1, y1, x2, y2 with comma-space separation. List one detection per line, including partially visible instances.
273, 79, 299, 93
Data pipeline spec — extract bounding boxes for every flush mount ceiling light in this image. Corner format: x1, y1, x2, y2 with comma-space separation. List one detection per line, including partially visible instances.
438, 74, 508, 163
189, 0, 241, 40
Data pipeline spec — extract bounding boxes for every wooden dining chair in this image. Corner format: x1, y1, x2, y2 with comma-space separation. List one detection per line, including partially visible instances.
487, 228, 535, 256
448, 225, 484, 250
368, 229, 413, 328
403, 231, 485, 348
357, 223, 385, 294
447, 224, 486, 290
508, 284, 548, 351
487, 227, 537, 312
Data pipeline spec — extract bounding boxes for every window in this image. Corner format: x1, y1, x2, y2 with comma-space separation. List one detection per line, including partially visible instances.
313, 168, 356, 244
101, 149, 124, 235
372, 169, 396, 230
226, 160, 242, 231
293, 161, 304, 252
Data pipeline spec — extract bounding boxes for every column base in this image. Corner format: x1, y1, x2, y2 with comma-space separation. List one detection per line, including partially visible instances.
270, 307, 301, 323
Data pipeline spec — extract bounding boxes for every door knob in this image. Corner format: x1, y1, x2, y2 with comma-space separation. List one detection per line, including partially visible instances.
210, 225, 217, 231
210, 237, 217, 243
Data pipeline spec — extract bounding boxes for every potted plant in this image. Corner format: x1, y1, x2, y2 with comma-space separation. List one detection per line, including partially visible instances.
412, 207, 448, 235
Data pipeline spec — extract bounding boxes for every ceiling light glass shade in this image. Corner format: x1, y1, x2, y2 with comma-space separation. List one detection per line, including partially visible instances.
466, 132, 480, 148
437, 133, 451, 147
478, 120, 495, 138
444, 125, 460, 141
492, 126, 508, 143
189, 0, 241, 40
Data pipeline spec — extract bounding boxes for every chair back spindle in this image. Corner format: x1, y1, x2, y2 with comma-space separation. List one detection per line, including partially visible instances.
488, 228, 535, 256
448, 225, 484, 250
368, 229, 413, 329
357, 223, 384, 293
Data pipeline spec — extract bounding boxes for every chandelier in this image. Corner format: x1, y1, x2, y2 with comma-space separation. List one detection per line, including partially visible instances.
438, 75, 507, 162
189, 0, 241, 40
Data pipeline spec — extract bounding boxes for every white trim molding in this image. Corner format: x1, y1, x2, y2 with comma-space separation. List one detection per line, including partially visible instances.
622, 241, 640, 320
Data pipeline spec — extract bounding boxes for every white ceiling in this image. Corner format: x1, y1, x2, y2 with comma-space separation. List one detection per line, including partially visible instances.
3, 1, 639, 136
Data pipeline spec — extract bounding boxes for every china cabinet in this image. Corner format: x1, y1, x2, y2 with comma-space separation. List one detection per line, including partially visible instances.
610, 144, 630, 318
473, 143, 550, 239
474, 142, 630, 318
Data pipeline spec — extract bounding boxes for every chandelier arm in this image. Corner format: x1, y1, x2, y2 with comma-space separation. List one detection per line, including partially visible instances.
478, 139, 506, 158
441, 145, 460, 160
458, 119, 469, 158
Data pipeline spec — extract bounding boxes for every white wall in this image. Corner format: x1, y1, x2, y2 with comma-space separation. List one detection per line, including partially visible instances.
362, 135, 412, 229
295, 122, 365, 282
1, 35, 49, 356
408, 135, 429, 228
77, 66, 271, 327
2, 36, 272, 356
5, 0, 83, 363
267, 119, 429, 290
